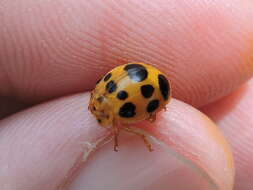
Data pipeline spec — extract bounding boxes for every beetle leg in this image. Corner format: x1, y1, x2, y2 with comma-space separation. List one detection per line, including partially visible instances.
147, 114, 156, 123
113, 124, 120, 152
123, 127, 153, 152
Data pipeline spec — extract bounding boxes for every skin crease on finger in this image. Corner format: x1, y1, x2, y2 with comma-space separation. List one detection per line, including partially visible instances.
202, 79, 253, 190
0, 94, 234, 190
68, 99, 235, 190
0, 0, 251, 189
0, 0, 253, 108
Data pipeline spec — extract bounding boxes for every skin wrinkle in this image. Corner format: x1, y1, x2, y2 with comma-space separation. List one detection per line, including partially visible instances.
201, 80, 253, 190
0, 1, 253, 188
133, 99, 234, 190
72, 2, 138, 65
201, 84, 248, 122
64, 131, 220, 190
86, 0, 179, 76
0, 0, 252, 106
92, 2, 170, 67
0, 22, 19, 97
0, 97, 27, 119
0, 93, 234, 189
106, 0, 176, 66
57, 134, 114, 190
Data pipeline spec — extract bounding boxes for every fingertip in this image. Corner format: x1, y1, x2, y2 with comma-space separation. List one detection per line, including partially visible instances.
147, 99, 235, 189
201, 79, 253, 190
0, 93, 234, 189
0, 93, 109, 190
68, 99, 235, 190
69, 133, 219, 190
1, 0, 253, 107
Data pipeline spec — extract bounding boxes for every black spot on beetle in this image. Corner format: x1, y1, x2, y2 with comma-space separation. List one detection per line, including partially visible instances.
117, 90, 128, 100
119, 102, 136, 118
124, 64, 148, 82
104, 73, 112, 82
141, 84, 154, 98
106, 80, 117, 93
97, 118, 102, 123
147, 99, 160, 113
158, 74, 170, 100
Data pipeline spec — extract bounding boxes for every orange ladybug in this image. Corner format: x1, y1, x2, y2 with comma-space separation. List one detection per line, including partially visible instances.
88, 63, 171, 151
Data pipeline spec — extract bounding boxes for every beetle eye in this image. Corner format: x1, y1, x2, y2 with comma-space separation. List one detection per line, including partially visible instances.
93, 106, 96, 111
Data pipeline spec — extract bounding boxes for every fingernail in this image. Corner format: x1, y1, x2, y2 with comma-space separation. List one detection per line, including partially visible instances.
68, 133, 219, 190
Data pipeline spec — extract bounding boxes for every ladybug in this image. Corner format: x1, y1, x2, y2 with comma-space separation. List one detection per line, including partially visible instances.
88, 63, 171, 151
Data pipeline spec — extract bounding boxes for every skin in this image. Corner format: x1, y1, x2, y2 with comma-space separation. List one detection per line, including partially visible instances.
0, 0, 253, 189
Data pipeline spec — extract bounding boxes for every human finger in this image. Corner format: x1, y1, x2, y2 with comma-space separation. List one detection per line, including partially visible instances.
0, 95, 234, 189
0, 0, 253, 107
202, 79, 253, 190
